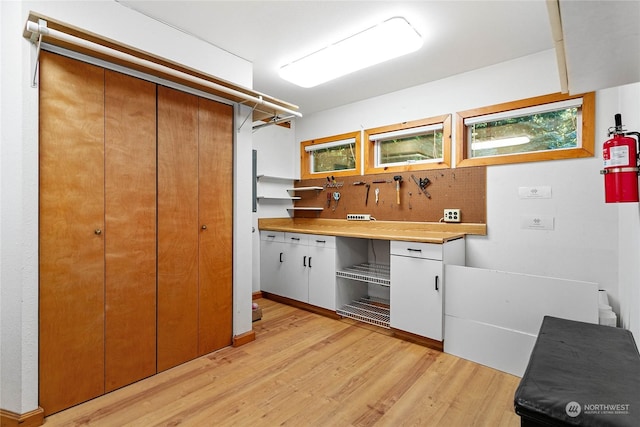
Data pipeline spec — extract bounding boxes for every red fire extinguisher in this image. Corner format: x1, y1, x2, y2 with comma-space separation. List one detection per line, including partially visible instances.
601, 114, 640, 203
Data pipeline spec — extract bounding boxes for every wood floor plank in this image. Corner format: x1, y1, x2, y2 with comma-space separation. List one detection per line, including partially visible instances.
43, 298, 520, 426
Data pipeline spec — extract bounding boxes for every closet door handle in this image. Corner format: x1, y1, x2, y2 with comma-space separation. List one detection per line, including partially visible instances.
279, 252, 283, 263
303, 255, 307, 267
435, 275, 439, 291
309, 257, 312, 268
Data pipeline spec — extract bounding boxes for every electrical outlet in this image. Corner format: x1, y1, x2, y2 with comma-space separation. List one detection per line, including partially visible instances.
443, 209, 461, 223
347, 214, 371, 221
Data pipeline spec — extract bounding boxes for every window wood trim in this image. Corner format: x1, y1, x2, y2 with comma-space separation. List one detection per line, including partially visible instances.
300, 131, 362, 180
455, 92, 595, 167
364, 115, 452, 175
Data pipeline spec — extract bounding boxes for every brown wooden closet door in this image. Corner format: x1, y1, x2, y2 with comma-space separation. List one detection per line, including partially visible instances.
157, 86, 200, 371
39, 51, 105, 415
198, 98, 234, 355
104, 70, 157, 391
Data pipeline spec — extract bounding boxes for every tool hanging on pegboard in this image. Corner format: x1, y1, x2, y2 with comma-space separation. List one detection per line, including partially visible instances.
411, 174, 431, 198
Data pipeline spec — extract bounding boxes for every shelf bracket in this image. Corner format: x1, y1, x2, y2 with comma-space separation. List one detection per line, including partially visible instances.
30, 19, 46, 88
237, 98, 260, 132
252, 114, 295, 132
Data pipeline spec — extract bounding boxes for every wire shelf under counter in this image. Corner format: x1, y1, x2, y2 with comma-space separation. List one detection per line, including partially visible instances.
336, 263, 390, 286
337, 297, 390, 328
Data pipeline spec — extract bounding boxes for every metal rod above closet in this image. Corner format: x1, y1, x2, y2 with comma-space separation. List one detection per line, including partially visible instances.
24, 19, 302, 120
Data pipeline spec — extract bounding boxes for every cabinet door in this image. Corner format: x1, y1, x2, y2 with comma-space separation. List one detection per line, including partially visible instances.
308, 239, 336, 310
282, 235, 310, 302
104, 70, 157, 392
197, 98, 233, 356
39, 52, 106, 415
260, 238, 287, 295
157, 86, 200, 371
390, 255, 443, 340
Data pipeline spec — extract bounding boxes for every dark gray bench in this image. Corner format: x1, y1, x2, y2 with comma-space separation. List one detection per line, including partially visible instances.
514, 316, 639, 426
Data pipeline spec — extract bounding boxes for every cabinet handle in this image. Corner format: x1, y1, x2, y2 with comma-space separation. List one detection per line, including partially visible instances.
267, 234, 276, 238
291, 237, 300, 241
303, 255, 307, 267
201, 225, 207, 230
309, 257, 312, 268
407, 248, 422, 252
279, 252, 283, 263
316, 240, 326, 243
435, 275, 439, 291
94, 229, 102, 235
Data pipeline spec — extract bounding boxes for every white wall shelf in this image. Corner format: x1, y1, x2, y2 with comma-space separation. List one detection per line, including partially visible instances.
257, 174, 295, 181
286, 207, 324, 211
287, 186, 324, 191
257, 196, 301, 200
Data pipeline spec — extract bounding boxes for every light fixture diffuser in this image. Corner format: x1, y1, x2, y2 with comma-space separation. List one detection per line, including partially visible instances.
279, 16, 422, 88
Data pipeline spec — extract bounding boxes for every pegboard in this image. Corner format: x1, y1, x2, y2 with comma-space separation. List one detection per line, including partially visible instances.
292, 167, 486, 223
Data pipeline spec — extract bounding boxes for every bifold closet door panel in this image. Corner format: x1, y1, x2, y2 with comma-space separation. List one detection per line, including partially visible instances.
104, 70, 157, 391
39, 52, 106, 415
197, 98, 234, 355
157, 86, 200, 371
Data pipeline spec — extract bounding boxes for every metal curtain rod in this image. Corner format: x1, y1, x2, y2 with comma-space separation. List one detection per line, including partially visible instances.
25, 20, 303, 119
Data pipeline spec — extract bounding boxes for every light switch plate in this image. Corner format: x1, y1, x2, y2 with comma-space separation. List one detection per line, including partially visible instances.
521, 215, 554, 230
518, 186, 552, 199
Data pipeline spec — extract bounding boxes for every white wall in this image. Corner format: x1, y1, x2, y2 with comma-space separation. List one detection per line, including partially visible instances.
293, 49, 640, 338
23, 0, 252, 87
0, 0, 254, 415
252, 123, 297, 292
616, 83, 640, 337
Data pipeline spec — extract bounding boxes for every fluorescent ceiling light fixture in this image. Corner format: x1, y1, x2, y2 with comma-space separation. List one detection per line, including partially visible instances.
471, 136, 531, 151
279, 16, 422, 88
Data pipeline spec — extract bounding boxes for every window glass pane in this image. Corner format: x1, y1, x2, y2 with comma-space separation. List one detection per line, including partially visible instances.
377, 130, 443, 166
469, 107, 579, 158
311, 142, 356, 173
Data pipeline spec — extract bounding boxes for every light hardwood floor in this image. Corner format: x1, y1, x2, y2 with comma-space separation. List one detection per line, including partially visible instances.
44, 299, 521, 426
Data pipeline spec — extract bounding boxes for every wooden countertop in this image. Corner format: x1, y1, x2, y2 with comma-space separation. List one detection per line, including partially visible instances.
258, 218, 486, 243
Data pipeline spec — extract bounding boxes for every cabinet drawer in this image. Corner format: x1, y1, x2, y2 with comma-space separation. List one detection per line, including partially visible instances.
260, 231, 284, 243
284, 232, 309, 245
390, 240, 443, 260
309, 235, 336, 249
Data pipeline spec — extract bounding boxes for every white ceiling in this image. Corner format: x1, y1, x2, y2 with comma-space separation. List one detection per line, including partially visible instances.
117, 1, 639, 116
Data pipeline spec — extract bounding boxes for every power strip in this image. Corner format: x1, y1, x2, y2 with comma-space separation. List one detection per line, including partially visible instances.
347, 214, 371, 221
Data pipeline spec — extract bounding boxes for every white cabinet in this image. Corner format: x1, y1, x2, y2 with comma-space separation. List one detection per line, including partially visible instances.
390, 239, 465, 341
281, 233, 310, 302
260, 231, 286, 296
307, 236, 336, 310
261, 229, 466, 342
260, 231, 336, 309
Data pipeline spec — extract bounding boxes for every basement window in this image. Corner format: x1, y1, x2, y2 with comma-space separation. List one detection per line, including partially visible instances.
364, 115, 451, 174
301, 131, 361, 179
456, 92, 595, 167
